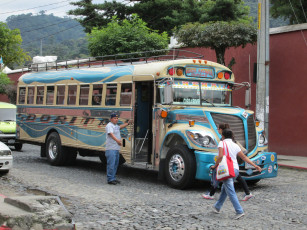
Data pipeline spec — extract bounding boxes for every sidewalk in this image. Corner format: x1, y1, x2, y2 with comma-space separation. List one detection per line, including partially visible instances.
278, 155, 307, 170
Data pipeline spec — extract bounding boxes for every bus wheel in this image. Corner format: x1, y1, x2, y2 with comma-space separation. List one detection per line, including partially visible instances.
165, 145, 196, 189
14, 143, 23, 151
46, 132, 67, 166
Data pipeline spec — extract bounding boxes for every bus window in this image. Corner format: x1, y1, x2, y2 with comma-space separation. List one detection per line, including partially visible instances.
67, 85, 77, 105
92, 84, 103, 106
27, 87, 35, 104
46, 86, 55, 105
36, 86, 44, 105
79, 84, 89, 105
19, 87, 26, 104
105, 84, 117, 106
120, 83, 132, 106
56, 85, 65, 105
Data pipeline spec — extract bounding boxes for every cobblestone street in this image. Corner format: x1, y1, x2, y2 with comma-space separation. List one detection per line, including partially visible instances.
1, 144, 306, 229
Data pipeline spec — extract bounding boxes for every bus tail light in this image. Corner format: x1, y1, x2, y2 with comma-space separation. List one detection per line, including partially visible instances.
168, 68, 174, 76
217, 72, 223, 79
176, 68, 183, 76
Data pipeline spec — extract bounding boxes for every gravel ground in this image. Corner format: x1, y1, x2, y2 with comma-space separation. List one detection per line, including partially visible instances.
0, 144, 306, 229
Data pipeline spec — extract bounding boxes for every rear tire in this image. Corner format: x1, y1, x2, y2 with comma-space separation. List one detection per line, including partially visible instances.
165, 145, 196, 189
46, 132, 67, 166
14, 143, 23, 151
65, 147, 77, 165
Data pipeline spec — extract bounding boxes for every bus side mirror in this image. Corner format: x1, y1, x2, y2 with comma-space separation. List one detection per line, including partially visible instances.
164, 84, 173, 104
245, 88, 250, 108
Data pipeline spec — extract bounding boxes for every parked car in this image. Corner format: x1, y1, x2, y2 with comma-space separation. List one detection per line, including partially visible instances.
0, 102, 22, 150
0, 141, 13, 174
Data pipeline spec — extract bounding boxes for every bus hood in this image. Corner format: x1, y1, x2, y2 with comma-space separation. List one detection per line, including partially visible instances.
0, 121, 16, 133
167, 106, 254, 121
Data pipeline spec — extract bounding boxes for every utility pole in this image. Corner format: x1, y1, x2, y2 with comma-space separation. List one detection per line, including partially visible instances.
256, 0, 270, 139
40, 39, 43, 56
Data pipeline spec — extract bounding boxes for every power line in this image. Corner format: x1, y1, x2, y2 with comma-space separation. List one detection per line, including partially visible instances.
21, 18, 78, 33
0, 0, 71, 15
298, 0, 307, 23
288, 0, 307, 47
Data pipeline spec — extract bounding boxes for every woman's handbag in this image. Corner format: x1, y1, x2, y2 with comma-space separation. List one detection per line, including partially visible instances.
216, 141, 236, 181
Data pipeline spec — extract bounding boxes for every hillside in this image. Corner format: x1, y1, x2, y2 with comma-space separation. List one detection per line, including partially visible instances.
244, 0, 289, 28
6, 12, 89, 62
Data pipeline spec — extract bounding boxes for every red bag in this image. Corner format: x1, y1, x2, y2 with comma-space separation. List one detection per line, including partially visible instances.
216, 141, 236, 181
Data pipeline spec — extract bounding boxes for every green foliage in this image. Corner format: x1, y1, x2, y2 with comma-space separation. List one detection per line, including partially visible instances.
6, 13, 89, 63
200, 0, 252, 23
175, 21, 257, 66
0, 72, 13, 95
271, 0, 307, 24
88, 15, 169, 58
0, 22, 31, 68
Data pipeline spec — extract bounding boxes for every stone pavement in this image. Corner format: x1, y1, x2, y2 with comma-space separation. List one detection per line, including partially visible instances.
278, 155, 307, 170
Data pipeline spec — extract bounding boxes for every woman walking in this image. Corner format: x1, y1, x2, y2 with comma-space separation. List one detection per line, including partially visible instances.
211, 128, 261, 219
202, 123, 253, 201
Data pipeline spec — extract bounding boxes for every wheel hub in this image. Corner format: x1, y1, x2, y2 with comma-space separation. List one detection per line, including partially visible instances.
48, 140, 57, 160
168, 154, 185, 182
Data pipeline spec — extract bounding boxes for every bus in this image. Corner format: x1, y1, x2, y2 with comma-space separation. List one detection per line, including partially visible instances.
16, 50, 278, 189
0, 102, 23, 150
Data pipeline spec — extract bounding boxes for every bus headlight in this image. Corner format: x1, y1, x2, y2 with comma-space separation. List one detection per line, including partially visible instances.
186, 131, 217, 148
258, 132, 267, 146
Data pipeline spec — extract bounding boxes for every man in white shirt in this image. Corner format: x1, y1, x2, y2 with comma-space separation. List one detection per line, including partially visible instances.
105, 113, 129, 185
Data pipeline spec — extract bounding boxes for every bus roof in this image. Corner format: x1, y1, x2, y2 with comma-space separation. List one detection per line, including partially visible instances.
0, 102, 16, 109
18, 58, 233, 85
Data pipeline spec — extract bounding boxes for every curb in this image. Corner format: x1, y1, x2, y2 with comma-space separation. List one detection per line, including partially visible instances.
278, 164, 307, 170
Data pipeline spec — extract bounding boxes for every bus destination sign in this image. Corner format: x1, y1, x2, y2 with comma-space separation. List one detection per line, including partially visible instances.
186, 67, 214, 78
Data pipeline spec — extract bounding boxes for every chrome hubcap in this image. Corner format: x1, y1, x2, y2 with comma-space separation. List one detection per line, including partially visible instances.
48, 140, 57, 160
168, 154, 185, 181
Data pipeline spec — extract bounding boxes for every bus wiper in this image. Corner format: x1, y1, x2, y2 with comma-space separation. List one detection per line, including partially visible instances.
202, 99, 215, 107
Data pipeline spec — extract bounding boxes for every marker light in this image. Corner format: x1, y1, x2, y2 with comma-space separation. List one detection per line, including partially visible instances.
198, 60, 202, 63
255, 120, 260, 127
189, 120, 195, 127
224, 72, 231, 80
168, 68, 174, 76
161, 110, 168, 118
176, 68, 183, 76
193, 60, 196, 63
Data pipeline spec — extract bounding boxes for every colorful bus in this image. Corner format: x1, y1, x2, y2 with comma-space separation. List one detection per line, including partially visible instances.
16, 50, 278, 189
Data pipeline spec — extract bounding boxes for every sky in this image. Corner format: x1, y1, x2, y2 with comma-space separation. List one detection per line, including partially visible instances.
0, 0, 113, 22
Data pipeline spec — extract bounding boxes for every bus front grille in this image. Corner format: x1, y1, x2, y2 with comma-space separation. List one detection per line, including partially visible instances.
211, 113, 257, 152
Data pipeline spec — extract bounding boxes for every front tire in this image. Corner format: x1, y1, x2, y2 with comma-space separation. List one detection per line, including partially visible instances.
165, 145, 196, 189
46, 132, 67, 166
14, 143, 23, 151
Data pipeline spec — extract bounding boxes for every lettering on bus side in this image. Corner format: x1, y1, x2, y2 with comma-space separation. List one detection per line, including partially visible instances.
54, 116, 67, 124
26, 114, 36, 121
41, 115, 51, 122
83, 117, 95, 126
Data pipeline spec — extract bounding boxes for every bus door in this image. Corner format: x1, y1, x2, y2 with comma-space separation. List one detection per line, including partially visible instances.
133, 81, 154, 164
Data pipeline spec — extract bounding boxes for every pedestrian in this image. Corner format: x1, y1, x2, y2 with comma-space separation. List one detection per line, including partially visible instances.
105, 113, 130, 185
202, 123, 253, 201
210, 128, 261, 219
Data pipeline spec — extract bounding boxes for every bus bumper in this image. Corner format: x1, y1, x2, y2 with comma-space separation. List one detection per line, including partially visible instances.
194, 151, 278, 181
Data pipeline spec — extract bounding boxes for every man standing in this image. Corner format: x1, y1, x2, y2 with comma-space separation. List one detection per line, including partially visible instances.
105, 113, 130, 185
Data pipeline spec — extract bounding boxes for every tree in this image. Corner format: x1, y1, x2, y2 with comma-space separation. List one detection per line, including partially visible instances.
0, 72, 13, 95
87, 15, 169, 58
0, 22, 30, 68
200, 0, 251, 23
68, 0, 130, 33
271, 0, 307, 24
69, 0, 210, 35
174, 21, 257, 67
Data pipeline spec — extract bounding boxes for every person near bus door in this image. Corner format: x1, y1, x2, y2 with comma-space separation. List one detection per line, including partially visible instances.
105, 113, 130, 185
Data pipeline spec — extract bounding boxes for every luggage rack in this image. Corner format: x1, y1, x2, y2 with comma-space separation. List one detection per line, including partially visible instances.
28, 49, 204, 72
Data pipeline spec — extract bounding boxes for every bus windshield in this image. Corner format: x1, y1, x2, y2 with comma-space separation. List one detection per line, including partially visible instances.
158, 80, 232, 106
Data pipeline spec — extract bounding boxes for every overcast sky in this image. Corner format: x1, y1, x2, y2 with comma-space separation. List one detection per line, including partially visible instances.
0, 0, 112, 22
